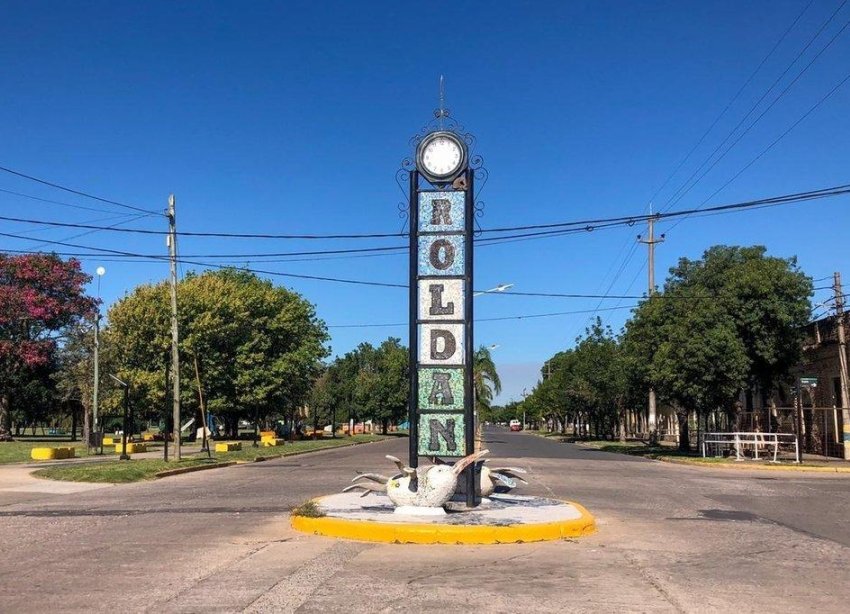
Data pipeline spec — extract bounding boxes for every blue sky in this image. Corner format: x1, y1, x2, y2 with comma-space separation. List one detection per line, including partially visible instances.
2, 1, 849, 404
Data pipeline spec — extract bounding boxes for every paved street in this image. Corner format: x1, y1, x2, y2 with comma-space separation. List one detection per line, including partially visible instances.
1, 429, 849, 613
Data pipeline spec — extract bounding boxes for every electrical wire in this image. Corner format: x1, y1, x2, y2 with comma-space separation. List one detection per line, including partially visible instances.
0, 186, 161, 217
0, 164, 163, 216
665, 69, 850, 232
0, 231, 408, 289
646, 0, 815, 207
660, 0, 850, 213
1, 182, 847, 245
327, 305, 638, 328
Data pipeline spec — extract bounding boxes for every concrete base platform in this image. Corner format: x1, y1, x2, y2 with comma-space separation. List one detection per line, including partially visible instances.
291, 492, 596, 544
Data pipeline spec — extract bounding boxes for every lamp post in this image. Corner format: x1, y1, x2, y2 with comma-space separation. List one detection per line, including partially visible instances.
473, 283, 514, 297
92, 266, 105, 453
109, 374, 131, 460
522, 387, 528, 431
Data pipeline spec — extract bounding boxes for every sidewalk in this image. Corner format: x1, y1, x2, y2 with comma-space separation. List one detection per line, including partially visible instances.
0, 443, 211, 506
0, 464, 112, 504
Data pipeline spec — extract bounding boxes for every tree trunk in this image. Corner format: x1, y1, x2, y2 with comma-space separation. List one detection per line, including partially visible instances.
381, 418, 388, 435
619, 408, 627, 443
71, 405, 78, 441
677, 410, 690, 452
0, 394, 11, 440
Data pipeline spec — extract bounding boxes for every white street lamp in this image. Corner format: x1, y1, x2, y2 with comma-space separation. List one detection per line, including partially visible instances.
473, 283, 514, 297
92, 267, 106, 452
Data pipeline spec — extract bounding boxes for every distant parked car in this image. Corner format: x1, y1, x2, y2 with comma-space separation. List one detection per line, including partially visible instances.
509, 419, 522, 432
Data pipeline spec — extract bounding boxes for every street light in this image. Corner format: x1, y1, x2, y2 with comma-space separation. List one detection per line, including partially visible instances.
92, 266, 105, 453
108, 374, 131, 461
473, 283, 514, 297
522, 387, 528, 431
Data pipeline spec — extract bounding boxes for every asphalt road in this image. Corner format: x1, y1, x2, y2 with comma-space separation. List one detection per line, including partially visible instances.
1, 428, 849, 613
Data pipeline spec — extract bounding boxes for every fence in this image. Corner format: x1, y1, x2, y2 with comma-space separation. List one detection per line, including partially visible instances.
702, 432, 799, 462
737, 407, 846, 459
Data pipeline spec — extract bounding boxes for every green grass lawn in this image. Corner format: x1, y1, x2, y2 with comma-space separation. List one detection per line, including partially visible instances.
581, 440, 836, 468
0, 439, 92, 464
529, 430, 570, 438
32, 458, 224, 483
214, 434, 387, 462
30, 434, 390, 483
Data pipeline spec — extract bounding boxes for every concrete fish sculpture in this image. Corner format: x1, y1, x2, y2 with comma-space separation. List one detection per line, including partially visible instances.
345, 449, 489, 509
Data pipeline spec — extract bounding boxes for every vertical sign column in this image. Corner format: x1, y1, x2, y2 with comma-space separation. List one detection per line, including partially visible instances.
416, 189, 468, 457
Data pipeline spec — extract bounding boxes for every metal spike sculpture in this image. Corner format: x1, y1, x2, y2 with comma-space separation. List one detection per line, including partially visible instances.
344, 449, 489, 509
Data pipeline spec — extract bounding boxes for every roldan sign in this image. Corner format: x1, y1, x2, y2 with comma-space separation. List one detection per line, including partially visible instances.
408, 129, 474, 466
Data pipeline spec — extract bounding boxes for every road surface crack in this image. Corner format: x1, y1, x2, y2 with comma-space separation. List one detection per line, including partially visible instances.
622, 550, 687, 614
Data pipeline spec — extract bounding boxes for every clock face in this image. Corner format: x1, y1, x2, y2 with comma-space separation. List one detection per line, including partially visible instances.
417, 132, 467, 182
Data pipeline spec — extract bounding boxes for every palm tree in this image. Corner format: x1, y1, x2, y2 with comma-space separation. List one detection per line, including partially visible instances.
473, 345, 502, 414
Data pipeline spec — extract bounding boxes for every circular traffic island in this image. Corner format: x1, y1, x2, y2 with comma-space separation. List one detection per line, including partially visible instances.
291, 492, 596, 545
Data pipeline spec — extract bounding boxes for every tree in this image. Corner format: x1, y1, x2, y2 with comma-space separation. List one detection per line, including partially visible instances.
667, 246, 812, 412
630, 294, 749, 450
621, 245, 812, 450
572, 320, 628, 441
308, 368, 335, 436
522, 320, 627, 439
105, 269, 329, 436
473, 345, 502, 415
354, 338, 409, 434
0, 254, 95, 439
54, 322, 104, 442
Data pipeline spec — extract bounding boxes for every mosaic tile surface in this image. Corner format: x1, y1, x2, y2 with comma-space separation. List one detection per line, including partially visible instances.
418, 191, 465, 233
418, 366, 465, 411
418, 323, 464, 365
418, 235, 465, 276
417, 412, 466, 457
418, 279, 464, 321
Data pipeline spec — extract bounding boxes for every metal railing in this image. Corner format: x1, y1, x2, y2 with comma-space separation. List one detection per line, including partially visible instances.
702, 432, 799, 463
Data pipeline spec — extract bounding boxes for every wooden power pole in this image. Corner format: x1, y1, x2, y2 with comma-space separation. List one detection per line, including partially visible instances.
638, 211, 664, 444
833, 272, 850, 460
167, 194, 181, 460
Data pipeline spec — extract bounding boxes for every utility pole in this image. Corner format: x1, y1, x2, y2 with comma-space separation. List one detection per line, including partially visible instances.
92, 266, 105, 454
638, 211, 664, 445
167, 194, 181, 460
833, 272, 850, 460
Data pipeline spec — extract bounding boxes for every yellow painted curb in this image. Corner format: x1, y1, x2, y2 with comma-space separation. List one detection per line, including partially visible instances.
291, 500, 596, 545
655, 456, 850, 473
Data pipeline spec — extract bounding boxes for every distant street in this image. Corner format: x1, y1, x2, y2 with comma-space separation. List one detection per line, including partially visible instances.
1, 429, 849, 612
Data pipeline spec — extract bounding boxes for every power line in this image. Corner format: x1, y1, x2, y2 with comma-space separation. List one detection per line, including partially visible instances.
0, 164, 163, 216
2, 182, 848, 244
327, 305, 638, 329
646, 0, 814, 206
25, 213, 152, 252
666, 68, 850, 232
0, 231, 408, 289
0, 186, 160, 217
660, 0, 850, 213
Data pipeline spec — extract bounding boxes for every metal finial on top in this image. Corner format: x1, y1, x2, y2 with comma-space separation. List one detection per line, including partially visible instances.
434, 75, 450, 128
